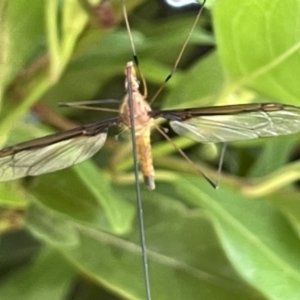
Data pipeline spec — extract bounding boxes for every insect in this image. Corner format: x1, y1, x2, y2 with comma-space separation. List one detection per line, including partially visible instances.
2, 1, 300, 300
1, 59, 300, 187
2, 1, 300, 189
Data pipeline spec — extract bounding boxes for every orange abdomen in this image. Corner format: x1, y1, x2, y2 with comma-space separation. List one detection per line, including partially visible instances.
136, 132, 155, 190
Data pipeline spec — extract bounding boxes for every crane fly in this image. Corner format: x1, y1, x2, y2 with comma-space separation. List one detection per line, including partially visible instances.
1, 61, 300, 188
2, 2, 300, 300
3, 0, 300, 189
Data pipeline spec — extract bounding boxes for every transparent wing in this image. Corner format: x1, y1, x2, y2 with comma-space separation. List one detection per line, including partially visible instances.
0, 117, 120, 181
0, 133, 107, 181
169, 104, 300, 143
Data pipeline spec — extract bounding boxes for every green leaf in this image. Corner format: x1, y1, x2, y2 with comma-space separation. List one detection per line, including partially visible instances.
25, 187, 263, 299
248, 135, 299, 177
213, 0, 300, 105
28, 161, 135, 235
3, 0, 46, 87
0, 248, 75, 300
176, 175, 300, 300
163, 51, 225, 108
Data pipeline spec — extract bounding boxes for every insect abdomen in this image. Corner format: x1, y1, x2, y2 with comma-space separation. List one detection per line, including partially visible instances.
136, 132, 155, 190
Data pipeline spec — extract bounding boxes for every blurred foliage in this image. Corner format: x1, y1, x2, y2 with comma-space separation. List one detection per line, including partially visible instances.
1, 0, 300, 299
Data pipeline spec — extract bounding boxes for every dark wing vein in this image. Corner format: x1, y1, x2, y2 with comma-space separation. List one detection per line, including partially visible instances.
0, 117, 120, 181
151, 103, 300, 143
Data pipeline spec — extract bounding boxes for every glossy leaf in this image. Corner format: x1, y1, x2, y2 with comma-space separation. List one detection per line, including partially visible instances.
176, 175, 300, 300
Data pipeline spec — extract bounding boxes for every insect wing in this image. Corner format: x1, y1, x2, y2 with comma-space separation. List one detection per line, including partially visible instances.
169, 104, 300, 143
0, 133, 108, 181
0, 116, 120, 181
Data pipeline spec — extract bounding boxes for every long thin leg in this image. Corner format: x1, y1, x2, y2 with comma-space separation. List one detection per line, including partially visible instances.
215, 143, 227, 189
122, 0, 148, 98
155, 124, 219, 189
149, 0, 207, 105
125, 63, 152, 300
